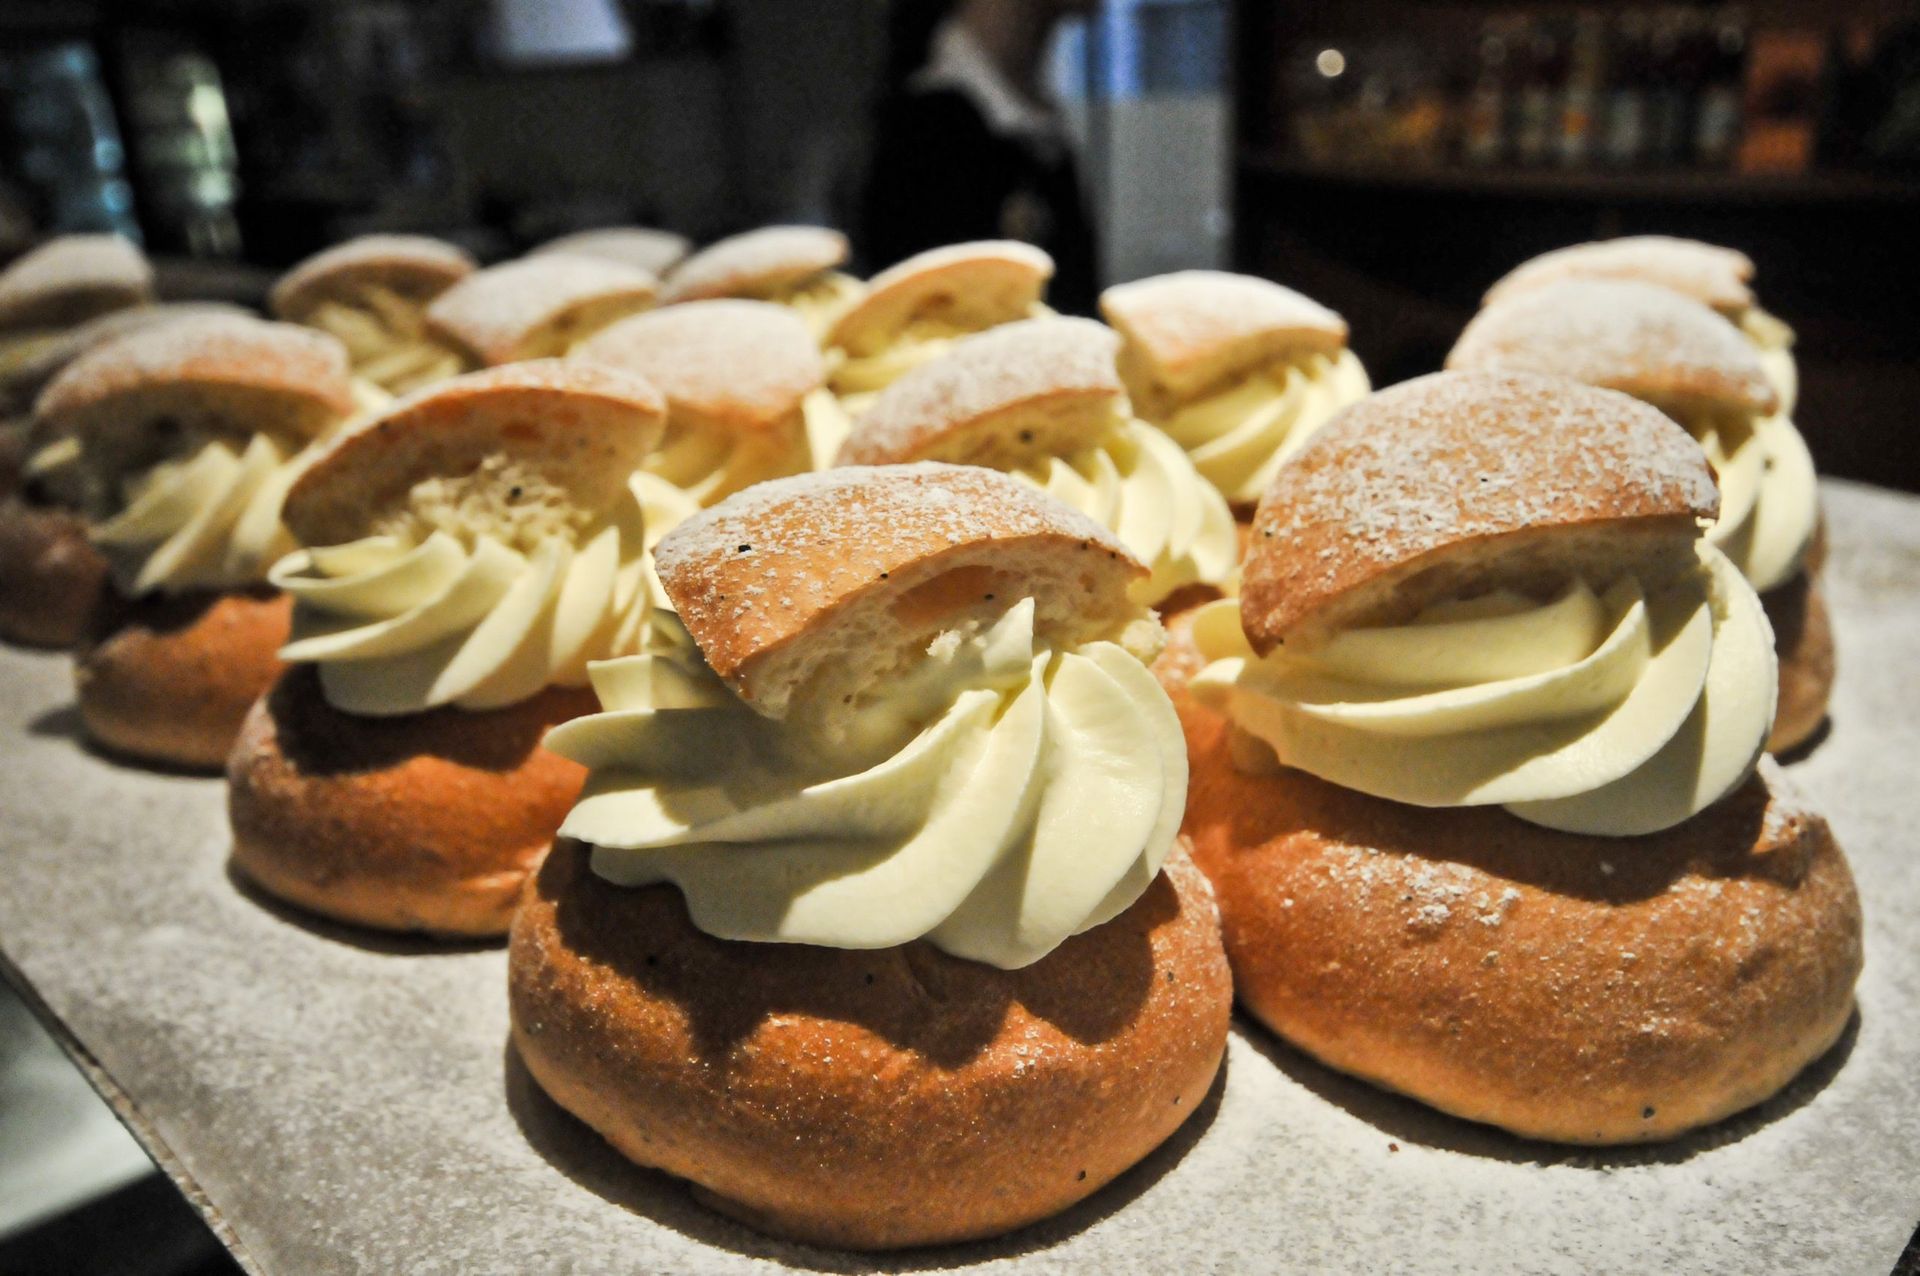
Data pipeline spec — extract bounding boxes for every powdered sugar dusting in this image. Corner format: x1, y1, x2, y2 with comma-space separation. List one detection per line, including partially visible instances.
859, 240, 1052, 302
844, 317, 1120, 463
0, 234, 152, 326
426, 255, 658, 364
270, 234, 475, 318
1484, 235, 1755, 312
1450, 279, 1776, 415
571, 300, 822, 429
662, 227, 849, 303
1101, 270, 1347, 376
530, 227, 691, 276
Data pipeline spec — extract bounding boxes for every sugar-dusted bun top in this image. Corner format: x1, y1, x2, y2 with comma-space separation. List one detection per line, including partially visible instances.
270, 234, 476, 320
425, 255, 658, 365
825, 240, 1053, 352
1448, 279, 1777, 418
1241, 370, 1719, 651
1484, 236, 1755, 313
572, 300, 823, 438
662, 226, 850, 304
839, 316, 1121, 467
530, 226, 692, 277
654, 463, 1148, 721
282, 359, 664, 549
0, 235, 153, 330
1100, 270, 1348, 400
1, 302, 246, 407
36, 313, 355, 442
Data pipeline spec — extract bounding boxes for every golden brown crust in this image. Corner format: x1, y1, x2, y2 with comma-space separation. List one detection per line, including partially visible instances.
531, 228, 692, 277
1447, 279, 1778, 418
227, 667, 595, 937
1483, 236, 1756, 314
652, 463, 1140, 691
282, 360, 666, 547
425, 256, 658, 366
662, 227, 850, 304
824, 240, 1052, 352
570, 301, 822, 439
1241, 371, 1720, 650
35, 314, 357, 443
508, 839, 1232, 1249
0, 235, 153, 329
837, 316, 1121, 467
76, 587, 290, 770
1100, 270, 1348, 400
1764, 571, 1833, 754
1176, 689, 1861, 1144
270, 234, 476, 320
0, 497, 109, 648
1, 303, 249, 411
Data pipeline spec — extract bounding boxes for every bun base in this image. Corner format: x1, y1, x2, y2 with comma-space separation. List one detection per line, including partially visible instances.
0, 497, 108, 649
76, 586, 288, 769
1178, 692, 1862, 1145
508, 840, 1232, 1250
228, 667, 595, 937
1765, 570, 1833, 754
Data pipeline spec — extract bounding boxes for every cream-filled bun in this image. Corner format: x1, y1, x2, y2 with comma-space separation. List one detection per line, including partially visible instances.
572, 299, 828, 508
271, 234, 476, 394
425, 255, 658, 367
531, 226, 692, 278
660, 226, 859, 335
1449, 279, 1826, 749
826, 240, 1051, 403
2, 302, 248, 419
0, 235, 153, 334
1175, 369, 1860, 1143
1101, 270, 1369, 512
32, 314, 357, 766
839, 316, 1235, 606
230, 360, 668, 935
1483, 236, 1798, 412
510, 462, 1230, 1247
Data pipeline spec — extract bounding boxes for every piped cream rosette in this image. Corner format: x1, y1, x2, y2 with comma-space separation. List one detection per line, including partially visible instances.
272, 235, 478, 396
1196, 370, 1776, 837
825, 241, 1054, 408
661, 226, 861, 339
269, 360, 668, 716
572, 300, 828, 505
839, 316, 1235, 605
1482, 235, 1799, 415
1449, 278, 1817, 593
30, 314, 360, 597
1101, 270, 1370, 509
544, 463, 1183, 968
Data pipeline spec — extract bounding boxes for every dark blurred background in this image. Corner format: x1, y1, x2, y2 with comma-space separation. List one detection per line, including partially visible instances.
1, 2, 1918, 1265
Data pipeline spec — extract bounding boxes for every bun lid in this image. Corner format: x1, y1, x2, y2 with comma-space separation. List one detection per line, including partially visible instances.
571, 300, 823, 438
35, 313, 355, 443
1483, 236, 1756, 314
1, 302, 247, 407
530, 226, 692, 277
825, 240, 1052, 351
1240, 370, 1720, 652
838, 316, 1120, 467
270, 234, 476, 319
283, 359, 665, 548
654, 463, 1146, 721
425, 255, 658, 365
1100, 270, 1348, 398
661, 226, 849, 304
0, 235, 154, 329
1447, 279, 1778, 418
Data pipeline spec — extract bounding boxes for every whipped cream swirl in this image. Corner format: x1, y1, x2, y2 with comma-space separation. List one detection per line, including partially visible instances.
1018, 417, 1237, 604
307, 287, 464, 395
1740, 307, 1797, 418
1158, 349, 1369, 507
642, 417, 812, 507
548, 599, 1186, 968
1695, 409, 1818, 593
89, 433, 301, 595
773, 272, 864, 340
272, 479, 655, 715
1191, 543, 1775, 835
832, 304, 1052, 406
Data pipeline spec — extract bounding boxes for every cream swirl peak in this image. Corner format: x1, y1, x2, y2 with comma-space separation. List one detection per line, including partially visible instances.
553, 596, 1185, 968
30, 314, 358, 596
1101, 270, 1368, 508
827, 241, 1053, 402
273, 361, 668, 715
1448, 279, 1816, 592
1206, 370, 1774, 836
840, 316, 1236, 603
